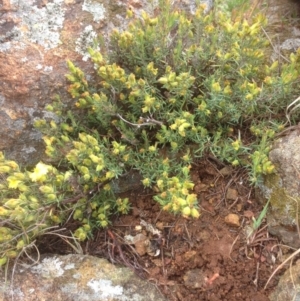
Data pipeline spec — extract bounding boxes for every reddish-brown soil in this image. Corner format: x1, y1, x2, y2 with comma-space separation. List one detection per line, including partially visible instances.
40, 158, 286, 301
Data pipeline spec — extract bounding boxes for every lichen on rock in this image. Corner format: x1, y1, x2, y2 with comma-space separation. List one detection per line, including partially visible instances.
0, 254, 167, 301
82, 0, 106, 23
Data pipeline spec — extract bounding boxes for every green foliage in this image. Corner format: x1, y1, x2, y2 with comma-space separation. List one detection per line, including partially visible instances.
216, 0, 251, 14
1, 0, 300, 264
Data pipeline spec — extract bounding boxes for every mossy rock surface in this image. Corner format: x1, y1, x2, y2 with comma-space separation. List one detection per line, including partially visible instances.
258, 131, 300, 248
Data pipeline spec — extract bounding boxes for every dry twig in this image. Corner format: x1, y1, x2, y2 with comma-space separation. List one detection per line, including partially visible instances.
264, 247, 300, 289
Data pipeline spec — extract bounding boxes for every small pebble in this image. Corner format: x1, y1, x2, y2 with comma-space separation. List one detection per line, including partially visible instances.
226, 188, 239, 200
183, 269, 205, 289
219, 166, 233, 176
155, 221, 164, 230
224, 213, 240, 227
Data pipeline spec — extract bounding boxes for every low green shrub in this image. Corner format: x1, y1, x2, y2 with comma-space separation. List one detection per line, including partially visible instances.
1, 0, 300, 265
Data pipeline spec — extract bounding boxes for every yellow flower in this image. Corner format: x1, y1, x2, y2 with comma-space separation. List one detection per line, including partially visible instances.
224, 85, 232, 95
106, 171, 115, 179
73, 209, 83, 220
182, 206, 191, 217
51, 215, 62, 224
104, 184, 111, 191
144, 95, 155, 107
157, 180, 164, 190
211, 81, 221, 92
126, 9, 133, 18
265, 165, 275, 174
176, 198, 187, 207
6, 161, 19, 170
186, 194, 197, 205
264, 76, 273, 85
0, 257, 7, 267
50, 120, 57, 129
138, 79, 145, 86
245, 93, 253, 101
16, 239, 25, 250
46, 192, 56, 201
232, 159, 239, 166
63, 171, 73, 181
178, 122, 191, 137
89, 154, 102, 164
29, 162, 51, 182
191, 208, 200, 218
158, 76, 168, 85
142, 106, 150, 113
142, 178, 151, 187
100, 220, 108, 227
269, 61, 278, 71
0, 207, 9, 216
198, 100, 207, 111
170, 123, 177, 130
18, 184, 29, 192
147, 62, 158, 75
7, 176, 22, 189
39, 185, 54, 194
148, 145, 157, 152
74, 228, 87, 241
171, 142, 178, 149
231, 139, 241, 151
4, 199, 20, 209
204, 24, 214, 33
123, 154, 130, 162
0, 165, 11, 173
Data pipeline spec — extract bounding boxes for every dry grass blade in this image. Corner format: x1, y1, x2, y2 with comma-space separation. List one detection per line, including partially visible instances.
261, 27, 290, 64
10, 240, 39, 301
286, 96, 300, 126
264, 247, 300, 289
229, 234, 240, 262
43, 231, 83, 254
264, 196, 300, 289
